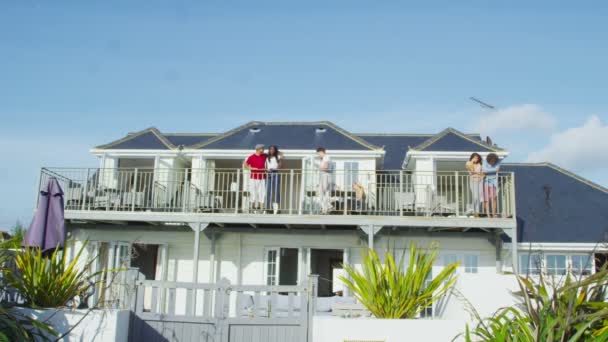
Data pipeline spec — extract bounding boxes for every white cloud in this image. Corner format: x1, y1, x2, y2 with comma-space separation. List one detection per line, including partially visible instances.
526, 115, 608, 172
476, 104, 557, 135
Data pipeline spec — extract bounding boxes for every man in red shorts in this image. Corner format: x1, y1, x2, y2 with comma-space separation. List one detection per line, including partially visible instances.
243, 144, 268, 213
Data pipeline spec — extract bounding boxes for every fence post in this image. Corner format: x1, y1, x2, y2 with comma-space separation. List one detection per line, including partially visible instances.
399, 170, 404, 216
134, 280, 145, 314
454, 171, 460, 216
289, 169, 295, 215
214, 279, 231, 342
131, 168, 138, 211
235, 169, 241, 214
182, 169, 189, 212
82, 168, 90, 210
307, 274, 319, 342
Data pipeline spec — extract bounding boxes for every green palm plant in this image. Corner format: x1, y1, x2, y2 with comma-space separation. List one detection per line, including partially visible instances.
462, 266, 608, 342
339, 242, 459, 319
5, 241, 101, 308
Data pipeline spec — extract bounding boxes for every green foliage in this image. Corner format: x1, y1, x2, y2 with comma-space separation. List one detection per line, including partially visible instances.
462, 268, 608, 342
0, 221, 25, 249
339, 242, 459, 319
0, 305, 57, 342
5, 242, 99, 308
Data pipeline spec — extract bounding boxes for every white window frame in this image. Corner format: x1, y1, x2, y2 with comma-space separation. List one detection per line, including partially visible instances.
264, 247, 280, 286
519, 253, 543, 275
442, 252, 480, 274
545, 254, 567, 276
570, 254, 594, 276
464, 254, 479, 274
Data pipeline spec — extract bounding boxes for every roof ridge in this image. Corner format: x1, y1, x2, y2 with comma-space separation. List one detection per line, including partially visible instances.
190, 121, 383, 150
190, 121, 258, 149
410, 127, 501, 152
356, 132, 481, 137
96, 127, 175, 150
505, 162, 608, 194
163, 133, 218, 136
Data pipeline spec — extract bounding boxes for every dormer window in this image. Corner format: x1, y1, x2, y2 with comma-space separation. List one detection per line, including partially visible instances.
315, 127, 327, 133
249, 127, 261, 133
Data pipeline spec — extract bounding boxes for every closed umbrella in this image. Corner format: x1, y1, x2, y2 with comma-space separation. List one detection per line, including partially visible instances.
23, 177, 66, 252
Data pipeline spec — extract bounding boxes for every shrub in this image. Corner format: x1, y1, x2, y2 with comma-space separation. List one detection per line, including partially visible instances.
340, 242, 459, 319
462, 268, 608, 341
6, 242, 99, 308
0, 305, 56, 342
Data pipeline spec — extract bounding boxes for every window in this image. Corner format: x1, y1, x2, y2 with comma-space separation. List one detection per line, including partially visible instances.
464, 254, 479, 274
520, 253, 542, 275
443, 254, 459, 267
344, 162, 359, 187
131, 244, 160, 280
266, 249, 279, 285
265, 248, 300, 286
420, 269, 433, 318
546, 255, 567, 275
571, 255, 593, 276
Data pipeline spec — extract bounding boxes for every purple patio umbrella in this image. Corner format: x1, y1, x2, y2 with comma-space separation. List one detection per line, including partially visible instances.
23, 177, 66, 252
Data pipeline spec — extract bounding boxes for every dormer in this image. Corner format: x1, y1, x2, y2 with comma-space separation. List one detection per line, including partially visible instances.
403, 128, 509, 173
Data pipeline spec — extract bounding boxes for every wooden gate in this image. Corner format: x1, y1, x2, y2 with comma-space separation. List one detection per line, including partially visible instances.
128, 276, 318, 342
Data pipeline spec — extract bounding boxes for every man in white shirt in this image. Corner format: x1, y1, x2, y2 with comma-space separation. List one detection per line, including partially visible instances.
317, 147, 333, 214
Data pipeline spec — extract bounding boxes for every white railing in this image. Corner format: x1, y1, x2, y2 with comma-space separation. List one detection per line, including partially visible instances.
39, 167, 515, 218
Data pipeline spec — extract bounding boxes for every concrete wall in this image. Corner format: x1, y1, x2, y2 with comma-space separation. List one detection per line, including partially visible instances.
313, 316, 465, 342
15, 308, 129, 342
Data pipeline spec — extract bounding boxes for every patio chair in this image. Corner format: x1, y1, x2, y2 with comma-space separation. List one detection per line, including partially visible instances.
121, 189, 146, 209
93, 188, 121, 210
394, 191, 415, 213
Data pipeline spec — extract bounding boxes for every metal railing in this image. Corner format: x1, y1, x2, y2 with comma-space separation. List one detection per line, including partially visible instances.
39, 167, 515, 218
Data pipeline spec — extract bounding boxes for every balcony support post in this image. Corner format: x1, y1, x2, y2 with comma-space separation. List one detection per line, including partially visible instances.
188, 222, 208, 315
360, 225, 382, 251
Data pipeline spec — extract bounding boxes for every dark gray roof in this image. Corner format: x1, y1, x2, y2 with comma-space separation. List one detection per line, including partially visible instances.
164, 134, 216, 147
503, 163, 608, 243
97, 128, 174, 150
356, 135, 432, 169
193, 122, 381, 151
358, 132, 487, 169
411, 128, 500, 152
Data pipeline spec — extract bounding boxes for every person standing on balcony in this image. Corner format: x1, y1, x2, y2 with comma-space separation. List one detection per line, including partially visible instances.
243, 144, 268, 213
482, 153, 501, 218
465, 153, 484, 217
265, 145, 283, 214
317, 147, 333, 214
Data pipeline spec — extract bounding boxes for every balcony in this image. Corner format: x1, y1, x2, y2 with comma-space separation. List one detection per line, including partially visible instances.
39, 167, 516, 229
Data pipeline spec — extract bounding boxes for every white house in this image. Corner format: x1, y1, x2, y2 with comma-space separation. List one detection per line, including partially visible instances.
40, 121, 608, 326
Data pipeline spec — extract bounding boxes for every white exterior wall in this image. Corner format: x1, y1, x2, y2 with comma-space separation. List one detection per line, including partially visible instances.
69, 225, 520, 321
99, 156, 118, 189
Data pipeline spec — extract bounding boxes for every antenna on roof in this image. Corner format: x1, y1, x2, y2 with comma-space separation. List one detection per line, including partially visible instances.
469, 97, 496, 110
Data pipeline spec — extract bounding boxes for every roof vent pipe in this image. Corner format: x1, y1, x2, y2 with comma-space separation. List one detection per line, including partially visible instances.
316, 127, 327, 133
249, 127, 261, 133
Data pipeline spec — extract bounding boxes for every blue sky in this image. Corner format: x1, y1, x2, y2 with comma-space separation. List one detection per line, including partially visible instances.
1, 1, 607, 229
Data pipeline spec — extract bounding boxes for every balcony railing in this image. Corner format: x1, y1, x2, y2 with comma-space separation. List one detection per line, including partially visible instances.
39, 167, 515, 219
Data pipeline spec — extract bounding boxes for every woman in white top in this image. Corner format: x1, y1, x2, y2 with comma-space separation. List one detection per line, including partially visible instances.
265, 145, 283, 214
465, 153, 484, 216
